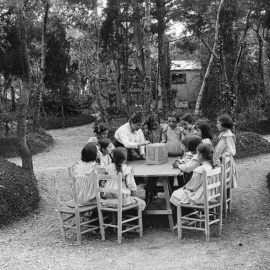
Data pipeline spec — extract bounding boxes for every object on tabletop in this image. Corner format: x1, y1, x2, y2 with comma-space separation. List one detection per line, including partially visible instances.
146, 143, 168, 165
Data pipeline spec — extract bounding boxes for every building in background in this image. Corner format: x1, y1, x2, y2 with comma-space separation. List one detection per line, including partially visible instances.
171, 60, 201, 108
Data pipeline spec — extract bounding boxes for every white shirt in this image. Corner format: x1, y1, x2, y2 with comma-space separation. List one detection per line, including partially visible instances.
114, 122, 145, 155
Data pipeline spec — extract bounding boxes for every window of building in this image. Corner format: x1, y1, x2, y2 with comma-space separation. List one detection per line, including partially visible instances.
172, 73, 186, 84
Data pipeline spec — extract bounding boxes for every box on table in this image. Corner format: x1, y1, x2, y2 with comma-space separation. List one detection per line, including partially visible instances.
146, 143, 168, 165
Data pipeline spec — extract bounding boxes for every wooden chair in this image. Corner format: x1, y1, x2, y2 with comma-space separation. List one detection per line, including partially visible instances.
176, 165, 224, 241
95, 173, 143, 244
54, 175, 100, 245
68, 163, 79, 177
222, 156, 233, 218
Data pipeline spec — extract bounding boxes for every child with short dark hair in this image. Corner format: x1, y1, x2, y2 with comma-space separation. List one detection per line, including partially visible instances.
147, 113, 167, 143
72, 142, 106, 205
181, 113, 197, 138
163, 111, 185, 156
196, 121, 213, 145
215, 114, 238, 188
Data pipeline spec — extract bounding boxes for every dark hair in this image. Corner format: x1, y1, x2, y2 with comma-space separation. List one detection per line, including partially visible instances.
93, 122, 108, 134
196, 122, 213, 140
148, 113, 161, 124
113, 147, 127, 174
187, 137, 202, 153
98, 139, 112, 154
196, 143, 215, 168
217, 114, 234, 129
181, 113, 194, 124
167, 111, 180, 122
81, 142, 97, 162
129, 111, 144, 124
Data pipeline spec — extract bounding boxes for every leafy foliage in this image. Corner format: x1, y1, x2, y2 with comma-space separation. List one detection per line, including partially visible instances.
0, 130, 54, 158
0, 158, 40, 226
40, 115, 96, 130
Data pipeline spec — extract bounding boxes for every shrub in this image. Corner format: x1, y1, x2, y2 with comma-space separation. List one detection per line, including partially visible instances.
266, 173, 270, 191
0, 158, 40, 226
0, 130, 54, 158
40, 115, 96, 129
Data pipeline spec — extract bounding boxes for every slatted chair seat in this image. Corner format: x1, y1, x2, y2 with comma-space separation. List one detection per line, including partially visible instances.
54, 175, 100, 245
176, 165, 224, 241
222, 156, 233, 217
95, 173, 143, 244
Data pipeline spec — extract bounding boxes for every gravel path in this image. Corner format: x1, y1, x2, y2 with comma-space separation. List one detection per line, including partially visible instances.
1, 123, 270, 270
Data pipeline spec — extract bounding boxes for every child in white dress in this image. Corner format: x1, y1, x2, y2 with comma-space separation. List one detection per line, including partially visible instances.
102, 147, 146, 209
170, 143, 215, 206
97, 139, 114, 169
72, 142, 106, 206
214, 114, 238, 188
196, 121, 213, 145
163, 112, 185, 156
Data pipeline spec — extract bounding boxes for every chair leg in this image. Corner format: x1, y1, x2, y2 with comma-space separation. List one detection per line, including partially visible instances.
223, 188, 228, 218
98, 209, 106, 241
218, 205, 223, 236
228, 188, 232, 213
58, 212, 67, 242
205, 210, 210, 242
177, 205, 182, 239
112, 213, 117, 234
75, 211, 82, 245
118, 211, 122, 244
138, 206, 143, 238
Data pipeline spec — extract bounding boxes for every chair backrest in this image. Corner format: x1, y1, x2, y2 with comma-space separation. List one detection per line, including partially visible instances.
202, 165, 224, 208
95, 173, 123, 210
68, 162, 79, 177
221, 156, 232, 189
54, 175, 79, 211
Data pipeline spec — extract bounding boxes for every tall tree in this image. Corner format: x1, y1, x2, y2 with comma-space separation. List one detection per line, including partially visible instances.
16, 0, 34, 172
33, 0, 50, 130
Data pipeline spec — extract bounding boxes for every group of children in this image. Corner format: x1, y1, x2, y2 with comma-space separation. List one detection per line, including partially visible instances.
72, 112, 238, 224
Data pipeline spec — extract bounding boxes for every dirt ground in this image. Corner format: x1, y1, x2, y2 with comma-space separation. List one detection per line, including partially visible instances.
1, 123, 270, 270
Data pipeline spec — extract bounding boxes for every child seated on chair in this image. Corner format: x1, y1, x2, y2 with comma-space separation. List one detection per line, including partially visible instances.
172, 137, 203, 174
73, 142, 106, 206
102, 147, 146, 210
170, 143, 216, 206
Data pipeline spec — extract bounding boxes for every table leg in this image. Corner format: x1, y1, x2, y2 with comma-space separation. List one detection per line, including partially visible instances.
162, 177, 174, 231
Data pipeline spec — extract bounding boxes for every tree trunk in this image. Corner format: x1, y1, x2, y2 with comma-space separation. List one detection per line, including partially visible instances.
194, 0, 225, 116
163, 33, 172, 109
16, 0, 34, 173
112, 57, 122, 109
94, 1, 107, 122
33, 0, 49, 130
262, 39, 270, 96
131, 0, 145, 109
143, 0, 151, 114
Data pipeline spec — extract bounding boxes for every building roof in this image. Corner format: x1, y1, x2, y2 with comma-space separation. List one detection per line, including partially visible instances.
171, 60, 201, 71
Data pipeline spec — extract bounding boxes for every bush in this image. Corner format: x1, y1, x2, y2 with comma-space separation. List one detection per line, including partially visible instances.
0, 130, 54, 158
40, 115, 96, 129
266, 173, 270, 191
0, 158, 40, 226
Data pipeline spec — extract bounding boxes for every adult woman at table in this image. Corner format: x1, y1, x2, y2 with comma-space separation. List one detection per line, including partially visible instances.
113, 111, 150, 161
